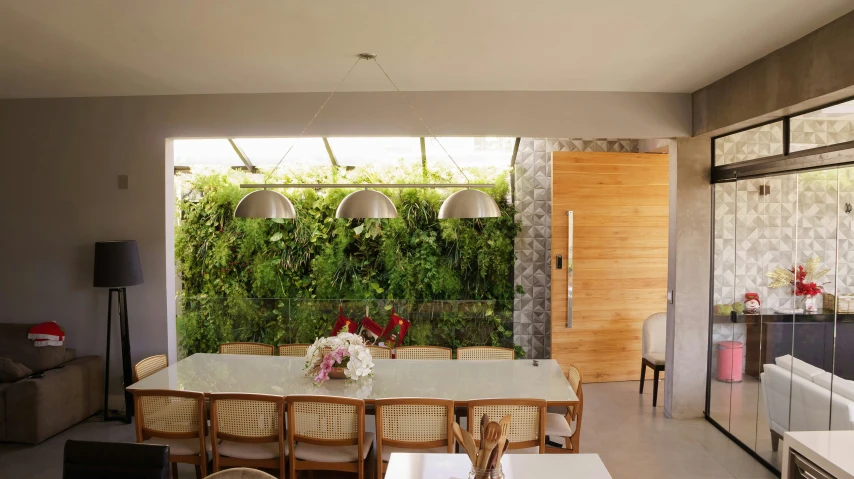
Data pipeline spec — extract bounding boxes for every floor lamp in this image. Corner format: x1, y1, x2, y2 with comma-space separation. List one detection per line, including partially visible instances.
94, 240, 143, 423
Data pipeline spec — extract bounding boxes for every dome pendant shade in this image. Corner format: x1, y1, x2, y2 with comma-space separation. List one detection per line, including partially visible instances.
234, 190, 297, 219
336, 190, 398, 219
438, 189, 501, 219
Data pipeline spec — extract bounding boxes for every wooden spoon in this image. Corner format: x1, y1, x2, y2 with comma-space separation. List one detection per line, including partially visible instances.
453, 422, 477, 464
477, 422, 502, 469
488, 438, 510, 470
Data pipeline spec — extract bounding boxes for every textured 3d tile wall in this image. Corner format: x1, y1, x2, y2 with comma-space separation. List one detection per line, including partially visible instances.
513, 138, 639, 359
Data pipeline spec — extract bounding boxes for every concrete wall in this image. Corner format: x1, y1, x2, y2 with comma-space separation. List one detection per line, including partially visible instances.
664, 137, 712, 419
0, 90, 689, 394
693, 11, 854, 137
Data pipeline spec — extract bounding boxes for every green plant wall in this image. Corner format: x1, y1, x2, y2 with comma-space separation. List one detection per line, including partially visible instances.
175, 164, 521, 357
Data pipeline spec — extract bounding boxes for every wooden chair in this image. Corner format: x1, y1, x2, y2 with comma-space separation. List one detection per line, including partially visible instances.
394, 346, 452, 360
639, 312, 667, 406
545, 365, 584, 453
133, 389, 209, 479
133, 354, 168, 382
209, 393, 286, 478
456, 346, 515, 360
286, 395, 373, 479
219, 342, 275, 356
375, 398, 454, 478
466, 399, 546, 454
277, 344, 310, 357
366, 345, 392, 360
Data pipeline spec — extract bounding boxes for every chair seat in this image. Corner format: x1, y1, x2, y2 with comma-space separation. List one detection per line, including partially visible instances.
643, 352, 665, 366
544, 412, 576, 437
294, 432, 374, 463
218, 440, 288, 460
144, 436, 214, 456
381, 445, 447, 462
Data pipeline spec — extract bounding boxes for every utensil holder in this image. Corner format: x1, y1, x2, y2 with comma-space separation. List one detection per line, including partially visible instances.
468, 465, 504, 479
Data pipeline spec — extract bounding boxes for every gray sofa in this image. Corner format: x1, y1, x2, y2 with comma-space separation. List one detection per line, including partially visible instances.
0, 323, 102, 444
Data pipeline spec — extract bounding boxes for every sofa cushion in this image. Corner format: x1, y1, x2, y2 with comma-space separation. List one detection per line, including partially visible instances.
3, 355, 102, 444
0, 357, 33, 382
0, 323, 67, 373
812, 373, 854, 401
775, 355, 825, 380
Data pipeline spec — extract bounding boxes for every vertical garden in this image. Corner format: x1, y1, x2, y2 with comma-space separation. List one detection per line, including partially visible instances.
175, 164, 521, 357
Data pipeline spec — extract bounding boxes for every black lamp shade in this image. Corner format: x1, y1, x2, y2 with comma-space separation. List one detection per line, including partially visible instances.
93, 241, 143, 287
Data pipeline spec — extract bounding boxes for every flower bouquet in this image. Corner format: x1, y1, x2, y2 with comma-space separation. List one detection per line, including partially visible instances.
766, 256, 830, 313
304, 332, 374, 384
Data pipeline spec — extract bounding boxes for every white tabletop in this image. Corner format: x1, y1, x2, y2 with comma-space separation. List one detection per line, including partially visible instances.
384, 453, 612, 479
127, 354, 578, 404
782, 431, 854, 479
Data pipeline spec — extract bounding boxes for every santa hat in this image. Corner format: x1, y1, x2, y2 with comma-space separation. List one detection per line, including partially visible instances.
28, 321, 65, 346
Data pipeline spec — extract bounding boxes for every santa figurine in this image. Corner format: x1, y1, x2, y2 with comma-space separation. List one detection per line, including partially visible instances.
744, 293, 761, 314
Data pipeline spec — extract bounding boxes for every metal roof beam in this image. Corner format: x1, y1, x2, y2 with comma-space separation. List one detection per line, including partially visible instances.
227, 139, 256, 173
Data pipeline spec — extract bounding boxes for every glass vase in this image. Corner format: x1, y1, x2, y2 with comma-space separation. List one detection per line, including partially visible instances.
468, 465, 504, 479
802, 295, 818, 314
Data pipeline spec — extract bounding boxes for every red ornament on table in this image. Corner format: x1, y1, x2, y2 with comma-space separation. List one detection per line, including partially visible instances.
744, 293, 760, 315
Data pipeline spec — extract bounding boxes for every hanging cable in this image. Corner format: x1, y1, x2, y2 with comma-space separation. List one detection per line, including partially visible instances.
262, 56, 363, 183
373, 57, 471, 183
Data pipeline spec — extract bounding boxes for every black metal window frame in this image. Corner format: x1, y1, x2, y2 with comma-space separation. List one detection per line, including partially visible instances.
711, 95, 854, 184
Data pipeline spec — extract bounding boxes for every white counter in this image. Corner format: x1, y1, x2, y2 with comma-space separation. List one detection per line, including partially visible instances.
782, 431, 854, 479
384, 453, 612, 479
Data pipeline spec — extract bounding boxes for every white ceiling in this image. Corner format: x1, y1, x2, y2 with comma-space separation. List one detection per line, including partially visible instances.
0, 0, 851, 99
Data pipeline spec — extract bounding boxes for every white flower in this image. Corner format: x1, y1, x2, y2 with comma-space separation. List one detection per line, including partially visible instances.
304, 334, 374, 382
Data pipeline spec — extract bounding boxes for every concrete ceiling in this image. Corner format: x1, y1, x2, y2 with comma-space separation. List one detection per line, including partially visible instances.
0, 0, 852, 99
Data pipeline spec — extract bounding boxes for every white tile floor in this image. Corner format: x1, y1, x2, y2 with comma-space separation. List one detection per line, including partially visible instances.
0, 380, 777, 479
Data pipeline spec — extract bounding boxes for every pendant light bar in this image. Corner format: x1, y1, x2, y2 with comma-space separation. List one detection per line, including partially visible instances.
240, 183, 495, 189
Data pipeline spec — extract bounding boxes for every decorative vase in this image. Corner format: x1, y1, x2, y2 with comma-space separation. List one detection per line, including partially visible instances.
802, 296, 818, 314
329, 367, 347, 380
468, 465, 504, 479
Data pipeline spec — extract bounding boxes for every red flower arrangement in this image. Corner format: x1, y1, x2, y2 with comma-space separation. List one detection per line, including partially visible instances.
767, 257, 830, 298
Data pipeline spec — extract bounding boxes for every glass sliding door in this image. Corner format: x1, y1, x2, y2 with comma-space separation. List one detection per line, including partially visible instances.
710, 182, 737, 430
708, 165, 854, 473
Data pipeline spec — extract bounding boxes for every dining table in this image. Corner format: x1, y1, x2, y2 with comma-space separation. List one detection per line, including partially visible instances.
126, 353, 579, 407
384, 453, 613, 479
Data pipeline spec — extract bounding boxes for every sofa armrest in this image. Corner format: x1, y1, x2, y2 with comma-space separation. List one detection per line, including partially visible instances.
4, 356, 103, 444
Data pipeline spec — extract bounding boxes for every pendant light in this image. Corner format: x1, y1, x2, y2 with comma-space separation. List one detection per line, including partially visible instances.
336, 189, 398, 218
371, 57, 502, 219
234, 189, 296, 219
438, 189, 500, 218
233, 53, 501, 219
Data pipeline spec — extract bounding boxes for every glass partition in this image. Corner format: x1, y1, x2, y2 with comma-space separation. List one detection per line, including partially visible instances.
713, 121, 784, 166
790, 99, 854, 152
708, 164, 854, 473
176, 298, 514, 359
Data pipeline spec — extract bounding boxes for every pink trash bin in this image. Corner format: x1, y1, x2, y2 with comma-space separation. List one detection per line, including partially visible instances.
716, 341, 743, 383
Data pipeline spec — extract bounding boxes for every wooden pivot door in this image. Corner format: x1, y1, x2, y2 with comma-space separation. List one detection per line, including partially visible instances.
551, 152, 669, 382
